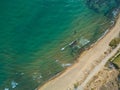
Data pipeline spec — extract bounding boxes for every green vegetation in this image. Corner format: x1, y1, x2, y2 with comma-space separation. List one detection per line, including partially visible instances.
113, 54, 120, 67
109, 37, 120, 48
74, 82, 79, 90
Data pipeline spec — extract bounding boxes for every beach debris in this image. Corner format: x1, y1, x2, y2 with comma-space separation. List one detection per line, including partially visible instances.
62, 63, 72, 67
4, 88, 9, 90
11, 81, 18, 88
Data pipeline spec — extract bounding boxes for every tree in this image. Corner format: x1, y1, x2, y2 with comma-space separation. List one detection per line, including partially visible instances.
109, 37, 120, 48
74, 82, 79, 90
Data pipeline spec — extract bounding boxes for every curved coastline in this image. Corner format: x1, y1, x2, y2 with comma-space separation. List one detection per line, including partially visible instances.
38, 15, 120, 90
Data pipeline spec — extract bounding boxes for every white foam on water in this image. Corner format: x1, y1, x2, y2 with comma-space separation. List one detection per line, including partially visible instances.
62, 63, 72, 67
79, 38, 90, 46
55, 60, 59, 62
32, 72, 43, 81
4, 88, 9, 90
69, 41, 74, 46
112, 9, 119, 18
11, 81, 18, 88
61, 47, 65, 51
21, 72, 24, 75
37, 75, 42, 79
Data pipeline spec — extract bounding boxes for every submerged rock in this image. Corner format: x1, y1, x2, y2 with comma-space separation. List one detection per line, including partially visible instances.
86, 0, 120, 18
69, 40, 77, 47
79, 38, 90, 46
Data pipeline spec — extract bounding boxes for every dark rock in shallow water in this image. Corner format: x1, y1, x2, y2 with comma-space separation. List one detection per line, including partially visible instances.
86, 0, 120, 18
69, 40, 78, 47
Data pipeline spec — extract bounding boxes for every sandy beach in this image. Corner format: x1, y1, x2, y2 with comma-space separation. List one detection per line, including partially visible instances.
39, 15, 120, 90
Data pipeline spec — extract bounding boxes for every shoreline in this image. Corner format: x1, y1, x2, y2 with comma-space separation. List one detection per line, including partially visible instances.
38, 15, 120, 90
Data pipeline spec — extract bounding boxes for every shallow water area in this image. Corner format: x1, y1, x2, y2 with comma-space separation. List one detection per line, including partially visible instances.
0, 0, 119, 90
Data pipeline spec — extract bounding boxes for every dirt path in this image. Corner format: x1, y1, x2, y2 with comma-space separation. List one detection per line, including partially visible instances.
79, 44, 120, 90
39, 16, 120, 90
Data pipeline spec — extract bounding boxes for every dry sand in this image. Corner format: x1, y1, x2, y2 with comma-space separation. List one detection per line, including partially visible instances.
39, 15, 120, 90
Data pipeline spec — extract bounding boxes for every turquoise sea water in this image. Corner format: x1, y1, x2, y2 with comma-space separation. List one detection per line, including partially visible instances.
0, 0, 118, 90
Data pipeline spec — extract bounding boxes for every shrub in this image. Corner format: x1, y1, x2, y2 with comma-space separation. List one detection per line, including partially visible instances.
74, 82, 79, 90
109, 37, 120, 48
